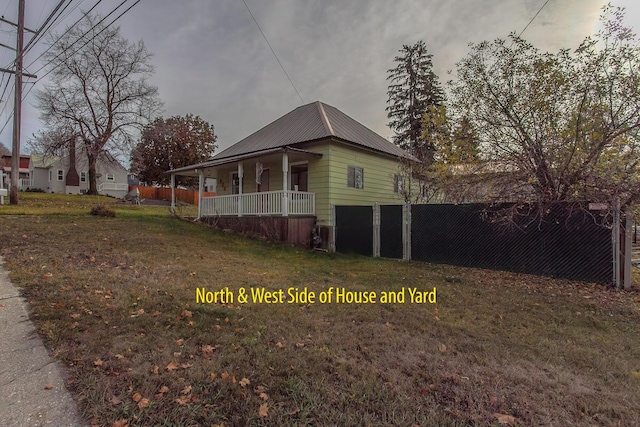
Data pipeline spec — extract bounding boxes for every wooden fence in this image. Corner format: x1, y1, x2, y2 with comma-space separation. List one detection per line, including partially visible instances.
129, 185, 215, 205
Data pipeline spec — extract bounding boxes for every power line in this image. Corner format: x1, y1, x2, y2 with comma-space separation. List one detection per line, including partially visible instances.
24, 0, 92, 57
518, 0, 551, 38
23, 0, 73, 55
240, 0, 304, 104
31, 0, 134, 78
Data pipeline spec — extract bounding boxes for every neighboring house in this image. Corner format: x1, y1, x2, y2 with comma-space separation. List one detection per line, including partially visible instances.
1, 153, 31, 190
167, 101, 413, 247
30, 150, 129, 198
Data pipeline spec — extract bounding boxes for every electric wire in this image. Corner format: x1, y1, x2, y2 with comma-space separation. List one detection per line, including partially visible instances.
240, 0, 304, 104
518, 0, 551, 38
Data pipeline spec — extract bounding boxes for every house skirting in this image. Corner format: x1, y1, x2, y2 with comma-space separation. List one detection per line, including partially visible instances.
200, 216, 317, 247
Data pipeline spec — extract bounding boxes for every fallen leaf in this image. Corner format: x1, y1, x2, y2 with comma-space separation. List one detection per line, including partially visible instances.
175, 395, 191, 405
438, 343, 447, 353
44, 383, 53, 390
159, 385, 169, 394
182, 385, 192, 395
288, 407, 300, 416
132, 392, 142, 403
175, 339, 184, 346
276, 342, 285, 348
181, 310, 193, 318
114, 354, 125, 359
94, 359, 104, 367
110, 396, 122, 405
221, 372, 230, 380
295, 342, 305, 348
254, 385, 266, 393
632, 370, 640, 378
173, 352, 182, 357
202, 344, 215, 357
111, 420, 128, 427
231, 375, 237, 383
239, 377, 250, 387
70, 313, 81, 319
137, 398, 149, 409
259, 392, 269, 401
258, 403, 269, 417
151, 365, 159, 374
209, 372, 217, 380
166, 361, 179, 371
181, 363, 192, 369
494, 413, 516, 425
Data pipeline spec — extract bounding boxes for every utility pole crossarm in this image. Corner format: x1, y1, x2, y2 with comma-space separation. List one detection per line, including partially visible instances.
0, 16, 35, 33
0, 66, 36, 78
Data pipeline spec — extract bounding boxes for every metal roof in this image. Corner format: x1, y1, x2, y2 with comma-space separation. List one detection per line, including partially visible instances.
212, 101, 411, 161
167, 147, 323, 175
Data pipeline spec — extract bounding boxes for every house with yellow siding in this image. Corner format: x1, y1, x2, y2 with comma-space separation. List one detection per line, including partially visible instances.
167, 101, 412, 248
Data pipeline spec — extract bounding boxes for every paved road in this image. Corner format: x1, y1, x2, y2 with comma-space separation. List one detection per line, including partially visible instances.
0, 256, 86, 427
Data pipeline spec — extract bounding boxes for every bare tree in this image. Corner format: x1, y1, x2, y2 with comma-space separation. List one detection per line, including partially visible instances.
35, 14, 162, 194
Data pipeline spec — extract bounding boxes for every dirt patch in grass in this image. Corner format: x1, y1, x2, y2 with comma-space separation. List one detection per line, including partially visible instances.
1, 196, 640, 426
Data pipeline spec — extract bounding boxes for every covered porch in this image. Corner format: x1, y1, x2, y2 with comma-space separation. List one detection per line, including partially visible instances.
167, 147, 321, 219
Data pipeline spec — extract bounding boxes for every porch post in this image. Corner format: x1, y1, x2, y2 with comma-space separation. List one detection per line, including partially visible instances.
197, 169, 204, 219
282, 153, 289, 216
238, 162, 244, 217
170, 173, 176, 215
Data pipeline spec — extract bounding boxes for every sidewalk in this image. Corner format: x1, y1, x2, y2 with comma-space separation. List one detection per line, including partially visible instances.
0, 256, 86, 427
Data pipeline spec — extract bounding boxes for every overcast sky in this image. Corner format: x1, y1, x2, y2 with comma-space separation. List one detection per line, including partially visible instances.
0, 0, 639, 162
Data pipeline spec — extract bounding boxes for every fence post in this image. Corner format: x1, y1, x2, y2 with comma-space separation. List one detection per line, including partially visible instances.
330, 204, 336, 253
613, 197, 621, 288
373, 203, 380, 257
624, 207, 632, 290
403, 203, 411, 261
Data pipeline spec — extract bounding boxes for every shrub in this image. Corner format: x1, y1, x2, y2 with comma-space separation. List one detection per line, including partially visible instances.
90, 205, 116, 217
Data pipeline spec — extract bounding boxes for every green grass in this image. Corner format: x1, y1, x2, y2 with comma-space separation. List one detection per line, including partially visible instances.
1, 193, 640, 426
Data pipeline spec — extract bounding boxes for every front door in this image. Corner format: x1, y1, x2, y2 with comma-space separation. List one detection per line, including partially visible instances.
291, 164, 308, 192
257, 169, 270, 214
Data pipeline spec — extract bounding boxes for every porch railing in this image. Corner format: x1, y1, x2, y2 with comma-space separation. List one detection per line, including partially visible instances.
201, 190, 315, 217
98, 182, 128, 192
19, 178, 31, 190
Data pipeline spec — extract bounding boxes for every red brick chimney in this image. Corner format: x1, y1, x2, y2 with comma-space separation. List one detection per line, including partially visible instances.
65, 141, 80, 187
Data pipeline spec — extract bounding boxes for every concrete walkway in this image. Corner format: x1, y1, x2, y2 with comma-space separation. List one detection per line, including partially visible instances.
0, 256, 86, 427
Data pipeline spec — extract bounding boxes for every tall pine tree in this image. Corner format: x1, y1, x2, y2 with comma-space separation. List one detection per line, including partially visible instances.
386, 41, 444, 162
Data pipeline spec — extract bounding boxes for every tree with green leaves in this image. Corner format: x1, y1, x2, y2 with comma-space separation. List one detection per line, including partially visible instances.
386, 40, 444, 162
131, 114, 217, 187
449, 5, 640, 220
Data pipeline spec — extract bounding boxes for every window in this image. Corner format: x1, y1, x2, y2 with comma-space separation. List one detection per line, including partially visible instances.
80, 172, 87, 183
230, 172, 240, 194
49, 170, 52, 181
394, 174, 404, 194
106, 173, 115, 181
57, 169, 64, 181
347, 166, 363, 189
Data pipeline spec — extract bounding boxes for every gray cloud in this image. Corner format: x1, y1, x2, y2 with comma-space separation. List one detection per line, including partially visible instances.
1, 0, 637, 160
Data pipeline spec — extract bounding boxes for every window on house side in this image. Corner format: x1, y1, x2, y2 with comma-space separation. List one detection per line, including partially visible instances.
80, 172, 86, 182
394, 174, 404, 194
106, 173, 115, 181
347, 166, 363, 189
49, 170, 52, 181
57, 170, 64, 181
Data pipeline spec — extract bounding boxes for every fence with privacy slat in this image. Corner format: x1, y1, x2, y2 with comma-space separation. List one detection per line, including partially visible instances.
334, 202, 631, 286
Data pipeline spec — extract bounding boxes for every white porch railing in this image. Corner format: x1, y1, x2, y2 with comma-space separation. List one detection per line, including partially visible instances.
98, 182, 128, 192
201, 190, 315, 217
19, 178, 31, 190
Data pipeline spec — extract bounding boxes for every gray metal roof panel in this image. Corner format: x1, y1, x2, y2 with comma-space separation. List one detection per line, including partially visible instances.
212, 101, 412, 161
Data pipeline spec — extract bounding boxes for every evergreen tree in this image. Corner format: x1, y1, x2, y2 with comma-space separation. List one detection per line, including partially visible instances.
386, 40, 444, 162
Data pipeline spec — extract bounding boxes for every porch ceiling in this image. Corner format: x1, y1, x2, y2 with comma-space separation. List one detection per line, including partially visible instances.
167, 147, 322, 177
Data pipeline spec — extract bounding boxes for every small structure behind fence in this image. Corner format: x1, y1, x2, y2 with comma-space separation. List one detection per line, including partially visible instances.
129, 185, 215, 205
334, 202, 632, 287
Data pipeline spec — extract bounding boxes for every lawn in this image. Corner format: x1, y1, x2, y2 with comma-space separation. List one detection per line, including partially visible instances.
1, 193, 640, 426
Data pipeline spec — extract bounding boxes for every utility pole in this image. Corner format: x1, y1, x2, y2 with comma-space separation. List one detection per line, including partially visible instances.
9, 0, 25, 205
